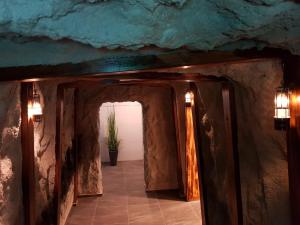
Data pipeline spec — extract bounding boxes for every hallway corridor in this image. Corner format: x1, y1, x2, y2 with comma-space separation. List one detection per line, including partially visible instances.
66, 160, 202, 225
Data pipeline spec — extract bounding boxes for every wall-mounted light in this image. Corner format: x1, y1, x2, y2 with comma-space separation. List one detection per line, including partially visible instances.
274, 87, 290, 130
28, 88, 43, 122
185, 91, 194, 107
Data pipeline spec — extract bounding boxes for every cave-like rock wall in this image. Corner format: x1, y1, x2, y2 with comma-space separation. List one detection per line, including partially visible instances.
77, 84, 179, 194
174, 59, 289, 225
33, 82, 75, 225
0, 83, 23, 225
33, 81, 58, 225
0, 0, 299, 68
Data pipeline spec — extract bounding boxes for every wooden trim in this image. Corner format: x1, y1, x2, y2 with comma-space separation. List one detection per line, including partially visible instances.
190, 82, 208, 225
21, 82, 36, 225
54, 86, 64, 225
73, 88, 79, 205
171, 87, 185, 197
221, 83, 243, 225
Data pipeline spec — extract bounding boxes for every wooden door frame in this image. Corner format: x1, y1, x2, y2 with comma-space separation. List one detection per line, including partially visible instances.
20, 73, 243, 225
189, 81, 243, 225
21, 82, 36, 225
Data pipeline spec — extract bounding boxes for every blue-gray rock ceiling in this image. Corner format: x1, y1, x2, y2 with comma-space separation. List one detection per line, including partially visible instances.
0, 0, 299, 67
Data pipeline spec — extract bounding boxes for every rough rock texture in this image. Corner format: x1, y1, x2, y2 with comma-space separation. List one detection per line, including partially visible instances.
33, 82, 58, 225
33, 82, 76, 225
0, 0, 299, 68
0, 83, 23, 225
77, 84, 179, 193
60, 88, 75, 225
171, 59, 289, 225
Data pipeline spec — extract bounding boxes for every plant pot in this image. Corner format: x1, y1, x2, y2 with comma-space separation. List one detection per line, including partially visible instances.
109, 150, 118, 166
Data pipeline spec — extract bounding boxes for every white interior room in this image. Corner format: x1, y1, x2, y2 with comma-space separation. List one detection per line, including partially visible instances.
99, 101, 144, 162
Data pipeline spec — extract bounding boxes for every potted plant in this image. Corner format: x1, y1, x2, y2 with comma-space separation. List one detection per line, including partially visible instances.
107, 111, 120, 166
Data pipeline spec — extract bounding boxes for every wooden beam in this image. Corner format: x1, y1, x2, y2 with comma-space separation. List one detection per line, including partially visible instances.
221, 83, 243, 225
171, 87, 185, 197
21, 82, 36, 225
54, 86, 64, 225
0, 49, 286, 82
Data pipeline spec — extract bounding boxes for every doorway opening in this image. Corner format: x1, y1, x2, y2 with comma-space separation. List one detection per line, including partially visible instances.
99, 101, 144, 164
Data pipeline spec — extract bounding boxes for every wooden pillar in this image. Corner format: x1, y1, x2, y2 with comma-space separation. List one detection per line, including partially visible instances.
73, 88, 79, 205
288, 89, 300, 225
221, 82, 243, 225
285, 55, 300, 225
171, 87, 185, 197
54, 86, 64, 225
21, 82, 36, 225
185, 104, 200, 201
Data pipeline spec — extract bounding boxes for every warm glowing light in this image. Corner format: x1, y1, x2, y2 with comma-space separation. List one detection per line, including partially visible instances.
297, 96, 300, 103
274, 89, 290, 119
274, 87, 290, 130
28, 89, 43, 122
182, 66, 191, 69
185, 91, 194, 106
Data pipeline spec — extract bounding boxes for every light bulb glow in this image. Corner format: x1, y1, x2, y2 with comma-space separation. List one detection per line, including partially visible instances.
185, 91, 194, 106
274, 88, 290, 119
28, 89, 43, 122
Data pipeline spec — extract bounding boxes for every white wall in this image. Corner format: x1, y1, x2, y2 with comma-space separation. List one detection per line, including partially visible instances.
99, 101, 144, 162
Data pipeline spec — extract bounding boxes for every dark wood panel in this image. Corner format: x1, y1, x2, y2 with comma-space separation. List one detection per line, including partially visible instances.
21, 82, 36, 225
221, 83, 243, 225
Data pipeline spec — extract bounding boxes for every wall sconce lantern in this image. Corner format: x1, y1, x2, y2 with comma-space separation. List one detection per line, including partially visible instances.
29, 88, 43, 122
185, 91, 194, 107
274, 87, 290, 130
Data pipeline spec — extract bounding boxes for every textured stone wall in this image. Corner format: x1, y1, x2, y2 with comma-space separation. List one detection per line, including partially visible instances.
170, 59, 289, 225
60, 88, 75, 225
33, 82, 58, 225
0, 83, 23, 225
77, 84, 179, 194
33, 82, 75, 225
0, 0, 299, 68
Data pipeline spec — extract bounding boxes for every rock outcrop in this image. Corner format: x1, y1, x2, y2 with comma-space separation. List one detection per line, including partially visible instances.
0, 0, 299, 68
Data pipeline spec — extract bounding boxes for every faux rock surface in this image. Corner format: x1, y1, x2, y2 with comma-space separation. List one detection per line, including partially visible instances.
34, 81, 59, 225
77, 84, 179, 194
0, 83, 22, 225
175, 59, 289, 225
0, 0, 300, 68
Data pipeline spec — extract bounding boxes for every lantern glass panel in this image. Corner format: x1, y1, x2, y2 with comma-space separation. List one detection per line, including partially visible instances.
185, 91, 194, 105
274, 89, 290, 119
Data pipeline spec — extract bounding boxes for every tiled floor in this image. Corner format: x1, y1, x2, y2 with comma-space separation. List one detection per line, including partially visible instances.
66, 160, 202, 225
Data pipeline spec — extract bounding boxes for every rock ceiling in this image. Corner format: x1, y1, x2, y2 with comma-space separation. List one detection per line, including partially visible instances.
0, 0, 299, 67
